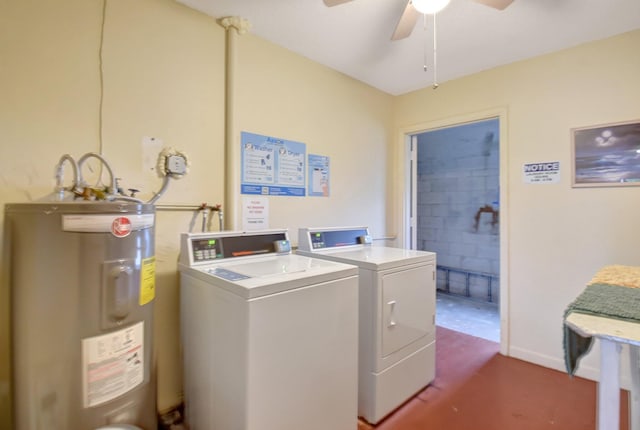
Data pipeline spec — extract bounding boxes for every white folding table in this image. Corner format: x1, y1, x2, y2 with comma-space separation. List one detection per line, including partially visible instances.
565, 312, 640, 430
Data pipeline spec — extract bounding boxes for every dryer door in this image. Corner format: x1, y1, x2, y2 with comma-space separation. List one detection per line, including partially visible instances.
381, 263, 434, 358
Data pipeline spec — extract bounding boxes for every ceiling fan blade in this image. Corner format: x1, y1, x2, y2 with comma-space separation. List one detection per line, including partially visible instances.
473, 0, 514, 10
323, 0, 354, 6
391, 0, 420, 41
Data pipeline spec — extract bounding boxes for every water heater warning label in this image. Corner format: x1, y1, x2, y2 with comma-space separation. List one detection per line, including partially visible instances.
82, 322, 144, 408
140, 256, 156, 305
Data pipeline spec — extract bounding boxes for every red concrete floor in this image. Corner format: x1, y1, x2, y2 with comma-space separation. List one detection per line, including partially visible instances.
358, 326, 629, 430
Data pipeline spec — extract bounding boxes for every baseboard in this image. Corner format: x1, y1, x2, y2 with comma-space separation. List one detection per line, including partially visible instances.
508, 345, 631, 390
508, 345, 600, 382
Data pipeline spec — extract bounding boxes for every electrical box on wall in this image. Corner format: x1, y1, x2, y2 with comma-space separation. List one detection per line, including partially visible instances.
166, 155, 187, 175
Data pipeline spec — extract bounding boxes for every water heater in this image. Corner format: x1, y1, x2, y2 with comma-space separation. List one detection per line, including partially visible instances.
4, 201, 157, 429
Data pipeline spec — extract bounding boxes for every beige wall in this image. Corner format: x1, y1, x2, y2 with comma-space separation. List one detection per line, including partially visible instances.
96, 1, 226, 411
0, 0, 394, 419
232, 33, 394, 239
2, 0, 639, 421
0, 0, 226, 417
394, 29, 640, 382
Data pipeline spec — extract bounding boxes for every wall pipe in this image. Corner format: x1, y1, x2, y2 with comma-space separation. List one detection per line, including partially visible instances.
156, 203, 223, 231
219, 16, 250, 231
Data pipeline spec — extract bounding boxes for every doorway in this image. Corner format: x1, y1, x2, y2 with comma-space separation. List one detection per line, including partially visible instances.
406, 117, 504, 344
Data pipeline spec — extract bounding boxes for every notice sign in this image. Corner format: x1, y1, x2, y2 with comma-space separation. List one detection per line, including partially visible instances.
243, 196, 269, 231
523, 161, 560, 184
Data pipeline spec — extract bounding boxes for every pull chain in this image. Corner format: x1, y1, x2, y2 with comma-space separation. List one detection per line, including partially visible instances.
423, 14, 428, 72
422, 13, 439, 89
433, 13, 439, 89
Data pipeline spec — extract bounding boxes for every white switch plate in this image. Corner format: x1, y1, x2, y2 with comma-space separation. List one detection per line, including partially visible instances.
142, 136, 163, 172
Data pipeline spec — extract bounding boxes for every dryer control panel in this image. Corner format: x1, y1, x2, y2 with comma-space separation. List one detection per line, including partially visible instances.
299, 227, 370, 251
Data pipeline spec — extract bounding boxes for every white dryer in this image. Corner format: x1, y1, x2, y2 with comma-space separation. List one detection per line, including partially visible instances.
297, 226, 437, 425
178, 229, 359, 430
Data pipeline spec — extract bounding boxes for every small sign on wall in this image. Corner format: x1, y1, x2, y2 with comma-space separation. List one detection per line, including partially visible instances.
523, 161, 560, 184
242, 196, 269, 231
308, 154, 330, 197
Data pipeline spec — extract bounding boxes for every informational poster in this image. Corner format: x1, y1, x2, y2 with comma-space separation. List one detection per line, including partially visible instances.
308, 154, 330, 197
242, 196, 269, 231
241, 131, 306, 196
523, 161, 561, 184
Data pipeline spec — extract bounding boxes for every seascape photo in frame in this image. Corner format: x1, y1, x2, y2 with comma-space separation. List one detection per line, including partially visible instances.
571, 120, 640, 187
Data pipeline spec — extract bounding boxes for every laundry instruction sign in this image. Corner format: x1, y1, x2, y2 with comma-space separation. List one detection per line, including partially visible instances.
523, 161, 560, 184
308, 154, 330, 197
241, 131, 306, 196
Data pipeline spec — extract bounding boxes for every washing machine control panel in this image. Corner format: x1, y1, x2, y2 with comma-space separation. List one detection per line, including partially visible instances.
182, 230, 290, 266
191, 237, 223, 262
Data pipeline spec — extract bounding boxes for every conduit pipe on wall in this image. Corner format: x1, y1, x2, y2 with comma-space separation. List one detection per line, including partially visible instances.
219, 16, 250, 231
156, 203, 223, 232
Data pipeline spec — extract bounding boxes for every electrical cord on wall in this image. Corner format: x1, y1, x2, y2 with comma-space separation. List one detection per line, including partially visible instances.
98, 0, 106, 156
84, 0, 107, 188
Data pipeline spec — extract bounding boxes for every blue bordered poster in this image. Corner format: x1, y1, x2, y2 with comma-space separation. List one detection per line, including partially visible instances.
308, 154, 330, 197
241, 131, 306, 196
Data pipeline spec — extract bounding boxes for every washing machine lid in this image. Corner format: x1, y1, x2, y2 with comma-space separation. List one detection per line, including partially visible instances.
297, 226, 435, 270
181, 253, 357, 298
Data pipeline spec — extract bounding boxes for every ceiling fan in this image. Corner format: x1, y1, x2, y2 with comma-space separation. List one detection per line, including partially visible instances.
323, 0, 515, 40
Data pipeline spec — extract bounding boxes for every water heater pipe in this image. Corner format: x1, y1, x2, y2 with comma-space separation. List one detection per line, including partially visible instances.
77, 152, 117, 195
54, 154, 80, 200
220, 16, 250, 230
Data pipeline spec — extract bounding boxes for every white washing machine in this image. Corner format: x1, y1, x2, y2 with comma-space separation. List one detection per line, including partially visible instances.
297, 226, 437, 425
178, 229, 359, 430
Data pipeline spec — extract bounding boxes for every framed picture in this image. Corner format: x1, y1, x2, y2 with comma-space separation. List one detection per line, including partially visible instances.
572, 119, 640, 187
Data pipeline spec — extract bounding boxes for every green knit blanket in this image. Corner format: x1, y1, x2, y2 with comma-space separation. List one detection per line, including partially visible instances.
563, 282, 640, 375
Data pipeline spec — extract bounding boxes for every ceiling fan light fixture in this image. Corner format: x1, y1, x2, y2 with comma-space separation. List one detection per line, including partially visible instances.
412, 0, 450, 14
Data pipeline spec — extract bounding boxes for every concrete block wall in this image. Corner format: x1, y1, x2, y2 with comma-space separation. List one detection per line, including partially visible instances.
435, 268, 499, 302
416, 119, 500, 302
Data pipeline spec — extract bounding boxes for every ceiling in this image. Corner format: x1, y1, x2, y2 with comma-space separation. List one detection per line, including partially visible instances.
176, 0, 640, 96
